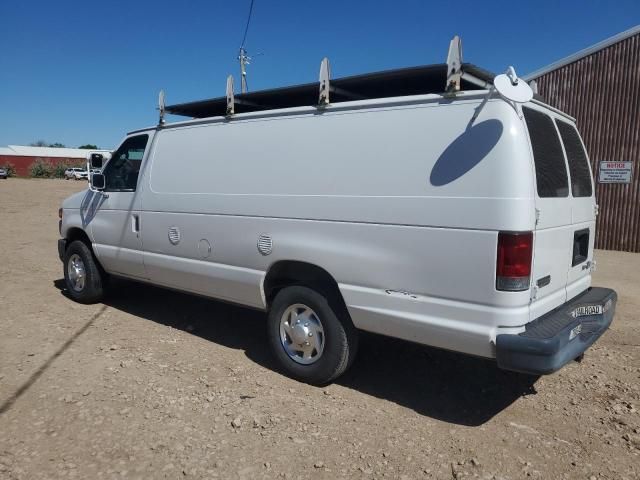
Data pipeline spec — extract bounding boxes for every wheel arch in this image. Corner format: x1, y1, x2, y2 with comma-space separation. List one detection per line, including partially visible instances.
63, 227, 109, 276
65, 227, 92, 250
262, 260, 348, 312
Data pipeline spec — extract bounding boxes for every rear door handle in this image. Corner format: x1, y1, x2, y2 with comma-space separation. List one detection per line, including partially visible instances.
131, 214, 140, 234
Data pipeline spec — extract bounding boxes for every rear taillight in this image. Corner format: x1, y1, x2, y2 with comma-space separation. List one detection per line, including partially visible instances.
496, 231, 533, 292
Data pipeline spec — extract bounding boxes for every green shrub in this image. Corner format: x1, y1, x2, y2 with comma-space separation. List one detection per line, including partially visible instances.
52, 163, 72, 179
1, 162, 16, 177
29, 159, 53, 178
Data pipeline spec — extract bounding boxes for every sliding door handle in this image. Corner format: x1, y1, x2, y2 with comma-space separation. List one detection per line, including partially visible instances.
131, 214, 140, 233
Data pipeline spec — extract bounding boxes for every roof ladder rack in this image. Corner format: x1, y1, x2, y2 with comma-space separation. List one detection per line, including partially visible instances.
165, 45, 498, 118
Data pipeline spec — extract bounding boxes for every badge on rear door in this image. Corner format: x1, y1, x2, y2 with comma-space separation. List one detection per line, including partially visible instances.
570, 305, 603, 318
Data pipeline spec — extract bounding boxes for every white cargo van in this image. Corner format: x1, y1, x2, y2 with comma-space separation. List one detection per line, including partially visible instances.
58, 44, 616, 385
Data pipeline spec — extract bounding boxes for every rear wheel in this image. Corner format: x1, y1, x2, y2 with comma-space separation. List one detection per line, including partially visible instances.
267, 286, 358, 385
63, 240, 107, 304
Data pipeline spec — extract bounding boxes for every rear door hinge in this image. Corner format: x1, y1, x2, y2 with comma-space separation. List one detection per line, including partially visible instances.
535, 208, 541, 226
594, 204, 599, 217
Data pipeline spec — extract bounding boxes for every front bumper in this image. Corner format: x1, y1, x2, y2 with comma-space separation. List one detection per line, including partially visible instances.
57, 238, 67, 261
496, 287, 617, 375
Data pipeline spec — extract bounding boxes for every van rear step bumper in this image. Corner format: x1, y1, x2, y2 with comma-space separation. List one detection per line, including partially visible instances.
496, 287, 617, 375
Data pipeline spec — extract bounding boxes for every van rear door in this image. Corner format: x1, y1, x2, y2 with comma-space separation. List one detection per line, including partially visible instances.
555, 120, 596, 299
523, 106, 573, 320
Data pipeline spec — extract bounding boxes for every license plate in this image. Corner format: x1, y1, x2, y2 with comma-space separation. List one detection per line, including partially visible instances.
571, 304, 603, 318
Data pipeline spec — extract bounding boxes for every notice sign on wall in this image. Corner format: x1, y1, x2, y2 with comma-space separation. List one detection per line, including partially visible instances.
599, 161, 633, 184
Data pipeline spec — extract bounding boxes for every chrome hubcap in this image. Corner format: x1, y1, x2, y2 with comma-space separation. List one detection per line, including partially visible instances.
279, 304, 325, 365
67, 254, 86, 292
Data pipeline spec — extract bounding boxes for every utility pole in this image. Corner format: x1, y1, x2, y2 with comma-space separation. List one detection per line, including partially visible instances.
239, 47, 249, 93
238, 0, 255, 94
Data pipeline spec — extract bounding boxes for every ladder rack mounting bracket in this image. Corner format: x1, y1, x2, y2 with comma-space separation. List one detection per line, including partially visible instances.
318, 57, 330, 107
446, 35, 463, 94
226, 75, 235, 116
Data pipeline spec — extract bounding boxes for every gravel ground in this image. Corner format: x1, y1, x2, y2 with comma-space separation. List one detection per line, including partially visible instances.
0, 178, 638, 480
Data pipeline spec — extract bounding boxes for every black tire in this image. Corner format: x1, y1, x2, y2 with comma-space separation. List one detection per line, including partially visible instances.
63, 240, 107, 304
267, 286, 358, 385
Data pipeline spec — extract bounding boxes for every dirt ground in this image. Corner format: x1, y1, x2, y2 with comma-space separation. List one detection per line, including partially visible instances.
0, 178, 638, 480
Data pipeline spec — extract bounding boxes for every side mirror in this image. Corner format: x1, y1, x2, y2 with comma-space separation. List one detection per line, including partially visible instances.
91, 173, 106, 191
90, 153, 103, 169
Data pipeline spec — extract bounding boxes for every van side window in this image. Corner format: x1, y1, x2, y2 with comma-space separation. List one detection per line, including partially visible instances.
522, 107, 569, 198
104, 135, 149, 192
555, 121, 593, 197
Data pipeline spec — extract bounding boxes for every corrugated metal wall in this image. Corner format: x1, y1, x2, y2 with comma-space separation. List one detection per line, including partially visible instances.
534, 32, 640, 252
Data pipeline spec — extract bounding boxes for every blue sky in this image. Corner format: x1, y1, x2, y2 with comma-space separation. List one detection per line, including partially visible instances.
0, 1, 638, 149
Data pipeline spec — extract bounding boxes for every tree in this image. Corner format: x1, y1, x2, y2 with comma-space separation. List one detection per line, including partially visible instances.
78, 144, 98, 149
29, 141, 66, 148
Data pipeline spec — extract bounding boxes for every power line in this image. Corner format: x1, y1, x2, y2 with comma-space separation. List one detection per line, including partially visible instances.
240, 0, 255, 49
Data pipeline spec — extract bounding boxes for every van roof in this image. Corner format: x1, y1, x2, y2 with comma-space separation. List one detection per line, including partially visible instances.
166, 63, 495, 118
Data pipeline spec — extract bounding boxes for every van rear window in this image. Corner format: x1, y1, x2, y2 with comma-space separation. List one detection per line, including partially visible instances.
523, 107, 569, 198
556, 121, 593, 197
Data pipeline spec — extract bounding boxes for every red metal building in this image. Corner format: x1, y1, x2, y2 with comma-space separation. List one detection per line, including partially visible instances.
0, 145, 90, 177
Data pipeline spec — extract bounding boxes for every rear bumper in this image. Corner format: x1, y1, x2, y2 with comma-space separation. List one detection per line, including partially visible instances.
496, 287, 616, 375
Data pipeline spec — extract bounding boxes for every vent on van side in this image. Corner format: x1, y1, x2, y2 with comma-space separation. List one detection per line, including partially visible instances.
168, 226, 181, 245
257, 234, 273, 255
522, 107, 569, 198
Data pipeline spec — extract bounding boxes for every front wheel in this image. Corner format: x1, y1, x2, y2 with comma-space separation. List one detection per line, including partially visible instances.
63, 240, 107, 304
267, 286, 358, 385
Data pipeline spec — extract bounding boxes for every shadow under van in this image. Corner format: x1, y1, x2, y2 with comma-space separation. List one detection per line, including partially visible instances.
54, 278, 538, 426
